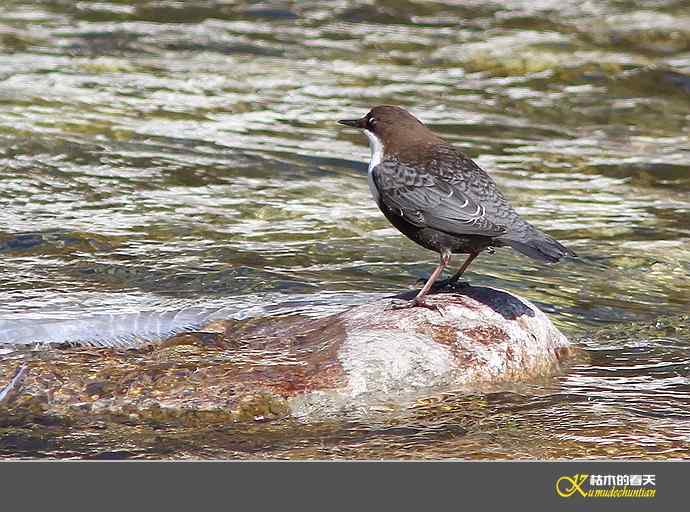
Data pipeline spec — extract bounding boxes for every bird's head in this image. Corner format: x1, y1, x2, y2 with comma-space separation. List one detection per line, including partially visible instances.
339, 105, 442, 158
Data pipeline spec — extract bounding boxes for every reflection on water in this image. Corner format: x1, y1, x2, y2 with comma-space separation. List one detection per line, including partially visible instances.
0, 0, 689, 459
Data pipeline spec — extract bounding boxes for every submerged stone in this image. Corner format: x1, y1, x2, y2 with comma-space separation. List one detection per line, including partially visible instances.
0, 287, 571, 423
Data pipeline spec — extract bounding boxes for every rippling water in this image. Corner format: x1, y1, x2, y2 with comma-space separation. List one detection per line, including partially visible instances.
0, 0, 689, 459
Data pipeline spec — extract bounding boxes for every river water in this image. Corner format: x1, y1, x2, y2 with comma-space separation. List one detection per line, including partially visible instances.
0, 0, 689, 459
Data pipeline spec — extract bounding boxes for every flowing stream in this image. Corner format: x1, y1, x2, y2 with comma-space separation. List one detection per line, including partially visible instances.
0, 0, 689, 459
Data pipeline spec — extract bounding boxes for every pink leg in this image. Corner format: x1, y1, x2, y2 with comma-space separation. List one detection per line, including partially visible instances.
414, 250, 451, 305
448, 252, 479, 283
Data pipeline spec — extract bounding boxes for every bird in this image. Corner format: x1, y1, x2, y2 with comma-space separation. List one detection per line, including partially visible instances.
338, 105, 575, 309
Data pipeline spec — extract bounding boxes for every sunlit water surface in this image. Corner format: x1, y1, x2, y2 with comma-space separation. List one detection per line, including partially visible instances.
0, 0, 689, 459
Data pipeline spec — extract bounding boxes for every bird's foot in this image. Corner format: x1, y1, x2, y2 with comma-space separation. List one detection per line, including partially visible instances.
387, 298, 443, 313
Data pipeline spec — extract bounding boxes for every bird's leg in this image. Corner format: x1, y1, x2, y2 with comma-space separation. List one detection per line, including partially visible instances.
448, 251, 479, 283
390, 250, 451, 310
415, 250, 451, 303
432, 251, 480, 290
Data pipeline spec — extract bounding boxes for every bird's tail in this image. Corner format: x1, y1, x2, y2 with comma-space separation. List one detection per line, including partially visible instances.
498, 224, 576, 263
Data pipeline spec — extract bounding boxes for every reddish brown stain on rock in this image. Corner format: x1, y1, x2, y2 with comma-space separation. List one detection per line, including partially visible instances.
462, 325, 509, 345
554, 346, 571, 361
414, 323, 480, 366
416, 324, 458, 346
208, 313, 349, 398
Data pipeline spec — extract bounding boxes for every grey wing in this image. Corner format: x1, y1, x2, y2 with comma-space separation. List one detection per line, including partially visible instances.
372, 160, 507, 237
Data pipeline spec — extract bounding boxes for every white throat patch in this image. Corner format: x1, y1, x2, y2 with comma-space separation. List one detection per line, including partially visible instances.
364, 129, 383, 202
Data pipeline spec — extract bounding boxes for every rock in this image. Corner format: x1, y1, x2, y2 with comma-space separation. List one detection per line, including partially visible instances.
275, 287, 571, 418
0, 287, 572, 423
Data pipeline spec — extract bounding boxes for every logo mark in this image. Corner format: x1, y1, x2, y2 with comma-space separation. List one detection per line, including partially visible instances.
556, 474, 589, 498
556, 473, 656, 499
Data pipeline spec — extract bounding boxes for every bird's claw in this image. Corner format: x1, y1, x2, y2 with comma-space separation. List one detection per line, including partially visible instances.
387, 298, 443, 313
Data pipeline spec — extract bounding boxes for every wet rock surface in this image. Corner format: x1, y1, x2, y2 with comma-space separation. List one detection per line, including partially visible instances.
0, 287, 571, 427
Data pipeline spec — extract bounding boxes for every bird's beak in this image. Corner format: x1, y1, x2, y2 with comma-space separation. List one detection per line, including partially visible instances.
338, 117, 367, 129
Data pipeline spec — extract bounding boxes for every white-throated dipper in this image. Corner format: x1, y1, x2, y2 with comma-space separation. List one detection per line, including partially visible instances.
339, 105, 575, 309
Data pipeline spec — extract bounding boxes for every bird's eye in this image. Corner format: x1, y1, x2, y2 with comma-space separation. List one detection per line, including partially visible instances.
367, 117, 377, 129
